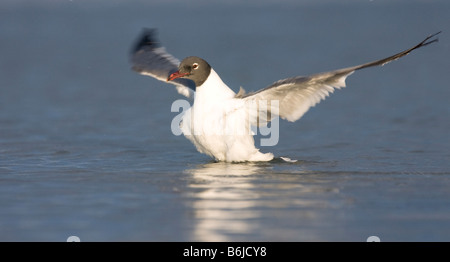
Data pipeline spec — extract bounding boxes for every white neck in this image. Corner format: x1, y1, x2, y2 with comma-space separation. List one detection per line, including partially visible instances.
194, 69, 236, 102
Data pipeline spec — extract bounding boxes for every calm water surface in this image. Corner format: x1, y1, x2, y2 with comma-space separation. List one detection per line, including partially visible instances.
0, 0, 449, 241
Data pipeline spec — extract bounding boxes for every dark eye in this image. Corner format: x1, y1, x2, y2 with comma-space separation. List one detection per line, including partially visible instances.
192, 63, 199, 69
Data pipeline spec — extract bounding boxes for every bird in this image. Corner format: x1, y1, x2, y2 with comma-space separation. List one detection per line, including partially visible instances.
130, 28, 440, 162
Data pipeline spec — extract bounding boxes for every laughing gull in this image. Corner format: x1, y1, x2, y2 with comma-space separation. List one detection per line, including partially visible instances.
130, 29, 440, 162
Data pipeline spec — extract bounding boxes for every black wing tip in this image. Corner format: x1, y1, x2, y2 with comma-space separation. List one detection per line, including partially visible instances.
405, 31, 441, 55
420, 31, 442, 47
131, 28, 160, 54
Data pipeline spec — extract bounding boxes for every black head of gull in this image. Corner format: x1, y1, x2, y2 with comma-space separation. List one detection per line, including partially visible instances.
167, 56, 211, 87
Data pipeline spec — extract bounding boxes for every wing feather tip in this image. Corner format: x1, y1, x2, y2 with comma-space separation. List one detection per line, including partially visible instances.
131, 28, 159, 55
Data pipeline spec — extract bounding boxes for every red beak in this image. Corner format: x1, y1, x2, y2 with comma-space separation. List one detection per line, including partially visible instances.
167, 71, 189, 81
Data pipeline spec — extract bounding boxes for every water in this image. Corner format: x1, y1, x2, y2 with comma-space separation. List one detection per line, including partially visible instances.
0, 0, 449, 241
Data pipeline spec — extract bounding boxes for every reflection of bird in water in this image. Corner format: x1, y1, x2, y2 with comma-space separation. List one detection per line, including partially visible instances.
184, 162, 263, 241
186, 162, 262, 178
184, 162, 348, 241
131, 29, 440, 162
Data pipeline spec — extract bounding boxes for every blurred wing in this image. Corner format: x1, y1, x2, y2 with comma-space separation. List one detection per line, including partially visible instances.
241, 32, 440, 124
130, 28, 195, 99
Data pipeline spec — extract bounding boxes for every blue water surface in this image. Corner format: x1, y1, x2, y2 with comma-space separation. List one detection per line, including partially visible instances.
0, 0, 449, 241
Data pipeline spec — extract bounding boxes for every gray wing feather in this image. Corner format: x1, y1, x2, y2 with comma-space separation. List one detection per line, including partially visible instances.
130, 28, 195, 99
242, 32, 440, 123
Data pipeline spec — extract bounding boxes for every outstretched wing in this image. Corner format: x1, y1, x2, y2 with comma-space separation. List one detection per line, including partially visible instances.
241, 32, 440, 124
130, 28, 195, 99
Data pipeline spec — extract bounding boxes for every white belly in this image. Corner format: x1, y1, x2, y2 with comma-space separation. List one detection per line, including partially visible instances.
180, 104, 273, 162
